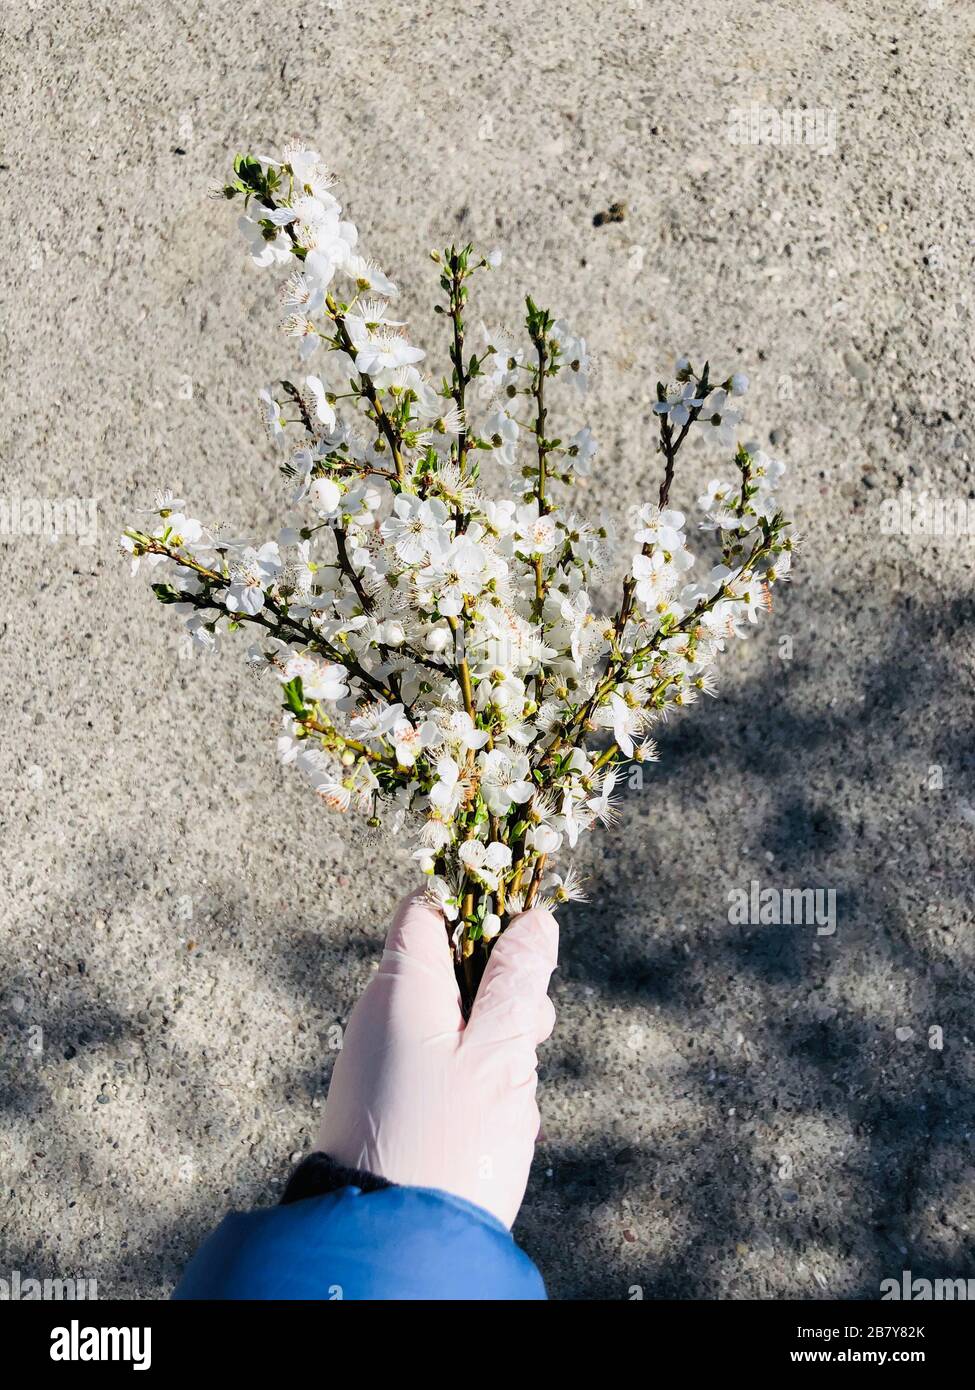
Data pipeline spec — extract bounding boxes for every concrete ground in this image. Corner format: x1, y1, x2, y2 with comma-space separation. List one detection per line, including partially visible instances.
1, 0, 973, 1299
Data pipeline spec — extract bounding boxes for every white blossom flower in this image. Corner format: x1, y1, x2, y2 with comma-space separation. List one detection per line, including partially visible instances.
428, 755, 466, 816
479, 749, 533, 815
282, 269, 325, 319
225, 543, 281, 616
653, 382, 703, 429
459, 838, 512, 891
421, 708, 489, 753
423, 624, 453, 654
426, 874, 461, 921
598, 692, 644, 758
392, 716, 424, 767
349, 328, 425, 383
141, 489, 186, 515
239, 215, 292, 268
283, 654, 348, 702
633, 505, 687, 551
381, 494, 452, 564
343, 254, 398, 298
569, 426, 597, 476
632, 548, 692, 608
127, 145, 796, 971
350, 701, 403, 743
587, 768, 621, 825
545, 865, 589, 905
156, 512, 204, 547
480, 325, 524, 391
556, 791, 590, 849
514, 503, 558, 555
415, 532, 492, 617
413, 847, 437, 875
277, 721, 302, 765
696, 389, 743, 447
259, 387, 289, 446
485, 409, 519, 466
305, 375, 336, 430
529, 823, 562, 854
309, 476, 343, 515
551, 319, 591, 392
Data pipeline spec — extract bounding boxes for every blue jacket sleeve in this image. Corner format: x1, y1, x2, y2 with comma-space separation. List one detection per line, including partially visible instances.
172, 1184, 547, 1301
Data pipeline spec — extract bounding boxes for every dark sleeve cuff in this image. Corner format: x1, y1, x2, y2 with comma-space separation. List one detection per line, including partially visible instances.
280, 1150, 392, 1205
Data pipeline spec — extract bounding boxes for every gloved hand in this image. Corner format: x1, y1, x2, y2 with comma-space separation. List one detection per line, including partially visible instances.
318, 890, 559, 1229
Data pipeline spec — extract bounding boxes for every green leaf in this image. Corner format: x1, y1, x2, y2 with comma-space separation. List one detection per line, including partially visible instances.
282, 676, 309, 718
151, 583, 182, 604
232, 154, 265, 192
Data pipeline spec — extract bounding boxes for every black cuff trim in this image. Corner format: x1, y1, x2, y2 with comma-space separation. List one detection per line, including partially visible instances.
279, 1151, 393, 1206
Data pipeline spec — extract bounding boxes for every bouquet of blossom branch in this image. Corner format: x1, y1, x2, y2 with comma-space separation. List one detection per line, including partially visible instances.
123, 143, 794, 1011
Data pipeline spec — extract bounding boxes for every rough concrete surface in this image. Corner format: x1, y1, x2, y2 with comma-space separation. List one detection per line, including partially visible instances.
1, 0, 974, 1300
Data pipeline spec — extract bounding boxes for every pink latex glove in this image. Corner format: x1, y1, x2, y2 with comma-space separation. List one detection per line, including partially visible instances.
318, 891, 558, 1229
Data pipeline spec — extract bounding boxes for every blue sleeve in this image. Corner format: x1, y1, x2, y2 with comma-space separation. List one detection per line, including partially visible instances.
172, 1184, 546, 1301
